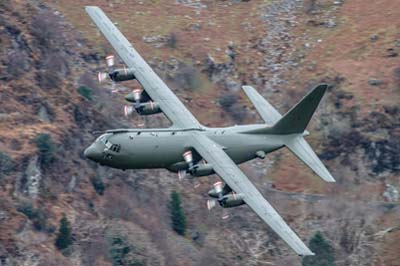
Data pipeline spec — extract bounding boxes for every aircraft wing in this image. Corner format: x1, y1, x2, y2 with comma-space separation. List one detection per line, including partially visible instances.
85, 6, 201, 128
190, 133, 314, 256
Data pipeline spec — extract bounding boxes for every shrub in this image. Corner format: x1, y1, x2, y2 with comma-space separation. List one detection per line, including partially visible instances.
90, 176, 105, 195
302, 232, 335, 266
166, 33, 178, 49
35, 133, 56, 165
55, 214, 72, 251
0, 151, 14, 177
77, 86, 93, 101
218, 93, 237, 110
30, 11, 63, 49
36, 70, 62, 90
218, 92, 247, 123
107, 235, 145, 266
17, 202, 36, 219
168, 191, 186, 236
16, 202, 50, 232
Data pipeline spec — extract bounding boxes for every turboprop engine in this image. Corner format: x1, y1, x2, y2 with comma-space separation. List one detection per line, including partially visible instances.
206, 181, 245, 210
124, 89, 162, 116
177, 151, 215, 180
98, 55, 136, 83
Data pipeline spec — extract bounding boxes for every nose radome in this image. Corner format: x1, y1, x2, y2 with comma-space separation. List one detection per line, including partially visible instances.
84, 145, 98, 161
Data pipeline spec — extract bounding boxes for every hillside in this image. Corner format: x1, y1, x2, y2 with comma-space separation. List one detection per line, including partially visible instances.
0, 0, 399, 265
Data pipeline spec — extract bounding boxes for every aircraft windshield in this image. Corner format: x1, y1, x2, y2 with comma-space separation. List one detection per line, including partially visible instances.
96, 134, 113, 149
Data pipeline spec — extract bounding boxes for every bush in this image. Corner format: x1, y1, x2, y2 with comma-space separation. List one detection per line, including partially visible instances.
166, 33, 178, 49
77, 86, 93, 101
90, 176, 105, 195
168, 191, 186, 236
55, 214, 72, 251
218, 92, 247, 123
0, 151, 14, 177
107, 235, 145, 266
36, 70, 62, 90
35, 133, 56, 165
30, 11, 63, 49
302, 232, 335, 266
16, 202, 50, 232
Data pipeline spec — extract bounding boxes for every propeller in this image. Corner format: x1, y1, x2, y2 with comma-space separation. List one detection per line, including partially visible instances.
206, 181, 223, 211
206, 181, 231, 219
98, 55, 119, 93
177, 151, 194, 181
123, 105, 145, 126
207, 199, 231, 220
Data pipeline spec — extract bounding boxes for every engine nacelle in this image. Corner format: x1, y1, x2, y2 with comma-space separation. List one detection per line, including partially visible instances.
137, 102, 162, 115
220, 193, 245, 208
109, 67, 136, 82
191, 163, 214, 177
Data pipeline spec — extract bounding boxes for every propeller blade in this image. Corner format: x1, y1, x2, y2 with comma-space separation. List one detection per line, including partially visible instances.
206, 199, 217, 210
124, 105, 134, 117
105, 55, 115, 68
98, 72, 108, 83
178, 170, 188, 181
110, 82, 118, 93
221, 211, 230, 220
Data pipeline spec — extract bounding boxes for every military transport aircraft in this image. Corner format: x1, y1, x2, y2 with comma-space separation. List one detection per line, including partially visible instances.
84, 6, 335, 256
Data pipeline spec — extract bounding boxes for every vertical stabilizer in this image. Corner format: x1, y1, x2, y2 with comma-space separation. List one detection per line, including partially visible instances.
271, 84, 327, 134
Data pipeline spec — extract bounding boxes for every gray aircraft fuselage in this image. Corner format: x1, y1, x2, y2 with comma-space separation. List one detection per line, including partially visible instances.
84, 124, 287, 171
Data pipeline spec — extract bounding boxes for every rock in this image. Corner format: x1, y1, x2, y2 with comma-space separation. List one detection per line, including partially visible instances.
38, 105, 50, 122
67, 176, 77, 192
24, 156, 41, 198
225, 78, 240, 91
383, 184, 399, 202
325, 19, 337, 28
370, 34, 379, 42
385, 48, 398, 57
368, 79, 383, 86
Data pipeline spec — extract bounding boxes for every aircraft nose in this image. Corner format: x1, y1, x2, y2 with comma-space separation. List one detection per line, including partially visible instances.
84, 144, 100, 161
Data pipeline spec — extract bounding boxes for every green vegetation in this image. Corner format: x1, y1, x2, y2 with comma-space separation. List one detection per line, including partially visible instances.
302, 232, 335, 266
0, 151, 14, 177
166, 32, 177, 49
90, 176, 105, 195
77, 85, 93, 101
108, 235, 144, 266
168, 191, 186, 236
35, 133, 56, 165
55, 214, 73, 252
17, 202, 52, 232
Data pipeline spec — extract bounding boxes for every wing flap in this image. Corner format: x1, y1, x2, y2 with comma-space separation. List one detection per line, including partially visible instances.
190, 133, 314, 256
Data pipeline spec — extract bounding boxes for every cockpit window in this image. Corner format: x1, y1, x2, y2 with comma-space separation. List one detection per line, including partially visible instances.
96, 134, 119, 152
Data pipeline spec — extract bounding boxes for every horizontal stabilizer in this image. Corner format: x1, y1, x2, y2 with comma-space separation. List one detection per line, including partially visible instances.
242, 85, 282, 125
286, 136, 335, 183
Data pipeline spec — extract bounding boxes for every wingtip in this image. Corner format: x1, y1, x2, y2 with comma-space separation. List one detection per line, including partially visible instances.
301, 252, 315, 256
85, 6, 99, 10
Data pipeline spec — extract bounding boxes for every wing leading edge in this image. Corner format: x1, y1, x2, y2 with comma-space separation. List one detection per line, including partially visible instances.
189, 133, 314, 256
85, 6, 201, 128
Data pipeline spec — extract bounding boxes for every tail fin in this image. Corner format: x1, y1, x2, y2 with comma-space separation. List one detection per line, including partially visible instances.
242, 84, 334, 182
271, 84, 328, 134
243, 84, 327, 135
